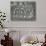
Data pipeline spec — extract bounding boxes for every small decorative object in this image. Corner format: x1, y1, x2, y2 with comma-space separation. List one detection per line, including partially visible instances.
11, 1, 36, 21
0, 10, 6, 28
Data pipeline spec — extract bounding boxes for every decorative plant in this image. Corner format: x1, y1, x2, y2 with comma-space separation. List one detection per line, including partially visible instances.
0, 11, 6, 28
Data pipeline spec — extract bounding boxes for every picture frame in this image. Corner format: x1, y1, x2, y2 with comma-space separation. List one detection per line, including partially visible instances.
10, 1, 36, 21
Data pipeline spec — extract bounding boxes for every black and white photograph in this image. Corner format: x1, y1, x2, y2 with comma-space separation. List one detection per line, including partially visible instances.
11, 1, 36, 21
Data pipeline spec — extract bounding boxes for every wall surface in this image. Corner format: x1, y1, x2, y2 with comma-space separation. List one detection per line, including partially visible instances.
0, 0, 46, 27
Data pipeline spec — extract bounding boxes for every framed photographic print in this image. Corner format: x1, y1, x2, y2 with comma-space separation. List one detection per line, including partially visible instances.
10, 1, 36, 21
